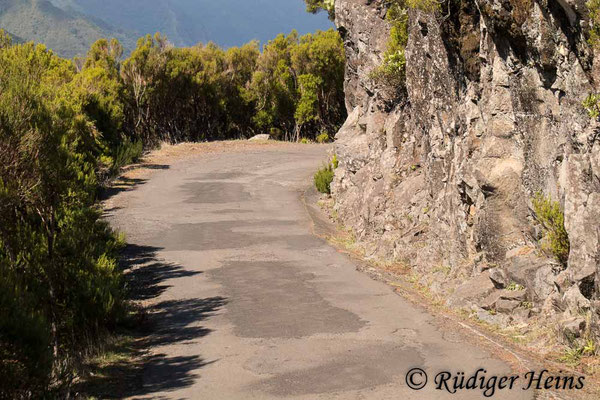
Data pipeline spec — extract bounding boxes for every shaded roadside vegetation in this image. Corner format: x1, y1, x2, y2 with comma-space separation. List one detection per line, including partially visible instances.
0, 24, 344, 397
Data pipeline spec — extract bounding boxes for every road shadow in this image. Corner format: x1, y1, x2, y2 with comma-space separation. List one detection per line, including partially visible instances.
121, 244, 203, 301
100, 177, 149, 202
99, 163, 170, 202
76, 244, 226, 398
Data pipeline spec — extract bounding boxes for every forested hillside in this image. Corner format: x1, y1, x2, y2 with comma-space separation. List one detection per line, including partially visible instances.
0, 26, 344, 397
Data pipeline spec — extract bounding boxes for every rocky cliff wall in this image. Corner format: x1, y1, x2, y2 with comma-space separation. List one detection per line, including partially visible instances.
332, 0, 600, 341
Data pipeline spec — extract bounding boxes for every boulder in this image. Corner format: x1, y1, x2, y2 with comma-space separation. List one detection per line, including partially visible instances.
561, 317, 587, 339
489, 268, 509, 289
248, 134, 270, 141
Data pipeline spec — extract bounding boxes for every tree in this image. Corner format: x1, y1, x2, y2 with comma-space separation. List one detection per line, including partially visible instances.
246, 29, 346, 141
305, 0, 336, 20
295, 74, 321, 141
291, 29, 346, 139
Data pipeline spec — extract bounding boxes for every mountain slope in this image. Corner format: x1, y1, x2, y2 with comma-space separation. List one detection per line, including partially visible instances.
0, 0, 135, 58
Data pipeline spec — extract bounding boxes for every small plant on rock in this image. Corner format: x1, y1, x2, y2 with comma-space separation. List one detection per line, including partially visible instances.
587, 0, 600, 47
331, 154, 339, 169
583, 93, 600, 118
506, 282, 525, 291
371, 0, 441, 91
532, 192, 570, 265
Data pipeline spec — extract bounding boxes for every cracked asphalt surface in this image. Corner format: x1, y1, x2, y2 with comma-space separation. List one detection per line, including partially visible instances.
106, 143, 534, 399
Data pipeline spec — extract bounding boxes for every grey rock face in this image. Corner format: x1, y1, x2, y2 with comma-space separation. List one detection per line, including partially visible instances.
332, 0, 600, 338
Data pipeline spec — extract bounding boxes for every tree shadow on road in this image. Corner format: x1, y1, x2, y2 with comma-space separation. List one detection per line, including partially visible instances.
121, 244, 203, 301
75, 244, 226, 398
100, 177, 150, 202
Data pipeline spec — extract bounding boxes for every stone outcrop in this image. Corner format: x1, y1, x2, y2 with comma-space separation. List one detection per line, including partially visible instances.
332, 0, 600, 341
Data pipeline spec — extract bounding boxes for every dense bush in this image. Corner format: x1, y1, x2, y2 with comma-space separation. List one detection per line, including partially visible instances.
314, 165, 334, 194
0, 32, 126, 398
118, 30, 345, 145
316, 132, 330, 143
245, 29, 346, 142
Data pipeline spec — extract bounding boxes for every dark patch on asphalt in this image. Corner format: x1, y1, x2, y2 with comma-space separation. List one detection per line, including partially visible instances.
212, 209, 253, 214
182, 182, 251, 204
147, 220, 312, 251
252, 343, 423, 396
189, 172, 250, 180
208, 261, 365, 338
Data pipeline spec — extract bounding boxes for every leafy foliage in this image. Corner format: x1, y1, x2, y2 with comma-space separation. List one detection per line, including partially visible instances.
314, 156, 339, 194
247, 29, 346, 142
316, 132, 330, 143
588, 0, 600, 47
0, 35, 126, 397
371, 0, 440, 92
305, 0, 336, 20
583, 93, 600, 118
532, 193, 570, 265
119, 29, 344, 145
331, 154, 339, 169
314, 164, 335, 194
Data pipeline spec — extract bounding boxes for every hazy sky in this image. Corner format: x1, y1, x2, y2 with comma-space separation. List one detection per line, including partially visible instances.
68, 0, 334, 48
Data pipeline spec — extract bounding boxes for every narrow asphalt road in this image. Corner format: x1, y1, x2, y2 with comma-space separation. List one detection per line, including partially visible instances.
107, 143, 533, 399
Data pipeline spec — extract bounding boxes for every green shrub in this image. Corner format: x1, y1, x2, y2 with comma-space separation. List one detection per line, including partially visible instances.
588, 0, 600, 47
314, 164, 335, 194
304, 0, 336, 19
110, 139, 143, 175
583, 93, 600, 118
316, 132, 330, 143
0, 39, 126, 397
314, 155, 339, 194
372, 0, 440, 90
532, 192, 570, 265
